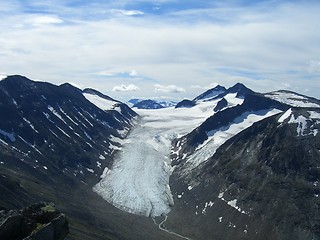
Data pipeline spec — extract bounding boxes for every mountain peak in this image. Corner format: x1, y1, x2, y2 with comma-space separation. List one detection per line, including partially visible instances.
0, 75, 34, 86
226, 83, 254, 98
193, 85, 227, 102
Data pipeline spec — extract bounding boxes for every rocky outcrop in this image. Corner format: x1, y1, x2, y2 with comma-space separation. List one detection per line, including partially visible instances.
175, 99, 196, 108
0, 202, 68, 240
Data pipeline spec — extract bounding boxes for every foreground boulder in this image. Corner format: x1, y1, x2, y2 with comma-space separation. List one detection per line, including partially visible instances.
0, 202, 68, 240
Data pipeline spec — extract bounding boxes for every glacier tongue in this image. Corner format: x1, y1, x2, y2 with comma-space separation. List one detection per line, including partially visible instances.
93, 105, 218, 217
93, 124, 174, 217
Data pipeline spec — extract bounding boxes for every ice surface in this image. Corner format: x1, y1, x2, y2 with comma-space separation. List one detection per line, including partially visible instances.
94, 101, 222, 217
94, 124, 174, 217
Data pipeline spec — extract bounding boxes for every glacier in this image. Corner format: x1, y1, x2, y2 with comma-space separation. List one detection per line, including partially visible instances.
93, 104, 218, 217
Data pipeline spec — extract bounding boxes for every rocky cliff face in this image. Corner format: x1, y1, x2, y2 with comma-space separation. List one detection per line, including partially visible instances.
0, 202, 68, 240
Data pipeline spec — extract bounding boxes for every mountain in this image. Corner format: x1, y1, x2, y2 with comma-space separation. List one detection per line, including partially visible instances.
133, 99, 165, 109
175, 82, 253, 110
166, 85, 320, 240
171, 93, 289, 167
175, 99, 196, 108
167, 107, 320, 240
129, 98, 177, 108
156, 100, 178, 108
0, 75, 136, 175
1, 75, 320, 240
213, 97, 228, 112
193, 85, 226, 101
128, 98, 140, 106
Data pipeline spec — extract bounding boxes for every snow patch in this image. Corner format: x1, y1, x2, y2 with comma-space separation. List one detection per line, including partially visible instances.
218, 190, 249, 215
18, 136, 42, 155
56, 126, 71, 138
83, 93, 117, 111
59, 107, 79, 126
308, 111, 320, 119
48, 105, 67, 124
202, 201, 214, 214
97, 161, 102, 168
23, 118, 39, 133
278, 108, 292, 123
43, 112, 54, 123
86, 168, 94, 173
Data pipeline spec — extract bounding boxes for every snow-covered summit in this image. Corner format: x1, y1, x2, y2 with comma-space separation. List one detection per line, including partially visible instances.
265, 90, 320, 108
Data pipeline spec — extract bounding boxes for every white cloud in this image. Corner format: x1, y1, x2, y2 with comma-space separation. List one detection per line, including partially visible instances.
129, 69, 138, 77
1, 1, 320, 100
29, 15, 64, 25
96, 71, 116, 76
154, 84, 185, 93
112, 9, 144, 16
191, 83, 219, 90
112, 84, 140, 92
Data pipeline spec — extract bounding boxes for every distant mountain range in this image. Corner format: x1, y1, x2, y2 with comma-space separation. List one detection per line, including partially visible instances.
129, 98, 178, 109
1, 75, 320, 240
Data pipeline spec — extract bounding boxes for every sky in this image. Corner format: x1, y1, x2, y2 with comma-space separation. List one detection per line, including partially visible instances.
1, 0, 320, 101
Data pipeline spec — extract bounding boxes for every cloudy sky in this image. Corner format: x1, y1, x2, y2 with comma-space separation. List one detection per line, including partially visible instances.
1, 0, 320, 101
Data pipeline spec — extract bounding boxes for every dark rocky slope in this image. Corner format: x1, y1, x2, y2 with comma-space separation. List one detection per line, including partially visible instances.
167, 108, 320, 240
